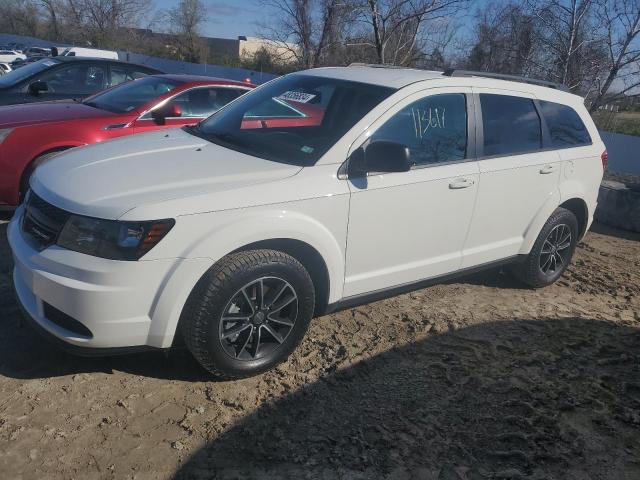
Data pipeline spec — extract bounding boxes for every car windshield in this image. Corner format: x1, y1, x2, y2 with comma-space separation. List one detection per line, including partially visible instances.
83, 76, 182, 114
0, 58, 60, 87
192, 74, 395, 166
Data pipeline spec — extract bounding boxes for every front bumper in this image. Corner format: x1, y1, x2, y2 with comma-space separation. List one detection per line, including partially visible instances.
8, 207, 210, 352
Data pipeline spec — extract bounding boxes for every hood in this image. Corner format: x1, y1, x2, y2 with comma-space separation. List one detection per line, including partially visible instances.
0, 101, 113, 128
31, 128, 303, 220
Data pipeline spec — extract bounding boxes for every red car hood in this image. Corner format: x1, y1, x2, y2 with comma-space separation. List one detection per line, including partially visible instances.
0, 101, 116, 128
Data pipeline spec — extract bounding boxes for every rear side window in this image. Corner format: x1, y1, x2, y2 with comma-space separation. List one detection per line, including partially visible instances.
480, 94, 542, 157
371, 93, 467, 166
539, 100, 591, 147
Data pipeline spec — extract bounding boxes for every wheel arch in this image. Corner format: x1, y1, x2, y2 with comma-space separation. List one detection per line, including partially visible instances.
558, 198, 589, 240
19, 145, 78, 198
147, 210, 347, 349
231, 238, 331, 317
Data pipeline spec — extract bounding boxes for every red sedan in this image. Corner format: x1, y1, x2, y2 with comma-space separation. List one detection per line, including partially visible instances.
0, 74, 254, 207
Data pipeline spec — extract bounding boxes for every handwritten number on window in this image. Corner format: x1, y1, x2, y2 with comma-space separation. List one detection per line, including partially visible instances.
412, 107, 446, 140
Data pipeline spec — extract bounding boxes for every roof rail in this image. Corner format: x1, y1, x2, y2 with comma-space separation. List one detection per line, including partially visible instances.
348, 62, 409, 70
443, 69, 570, 92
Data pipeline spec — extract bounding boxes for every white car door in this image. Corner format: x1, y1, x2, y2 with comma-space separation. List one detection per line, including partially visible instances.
343, 88, 480, 298
461, 88, 562, 268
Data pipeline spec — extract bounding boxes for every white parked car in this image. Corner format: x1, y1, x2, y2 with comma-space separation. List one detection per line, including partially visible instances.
0, 50, 26, 63
9, 66, 605, 378
59, 47, 118, 60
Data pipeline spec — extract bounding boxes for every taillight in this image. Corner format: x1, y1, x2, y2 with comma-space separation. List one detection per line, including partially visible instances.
601, 150, 608, 170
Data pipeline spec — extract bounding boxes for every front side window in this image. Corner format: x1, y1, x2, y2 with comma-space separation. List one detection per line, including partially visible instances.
481, 94, 542, 157
193, 74, 395, 166
0, 58, 60, 87
539, 100, 591, 147
38, 63, 107, 94
371, 93, 467, 166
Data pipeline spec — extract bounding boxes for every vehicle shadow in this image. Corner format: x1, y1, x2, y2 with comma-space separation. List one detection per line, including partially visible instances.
453, 266, 530, 289
173, 317, 640, 479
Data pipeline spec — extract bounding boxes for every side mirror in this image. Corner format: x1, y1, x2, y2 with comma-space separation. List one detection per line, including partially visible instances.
29, 80, 48, 96
151, 102, 182, 125
348, 140, 412, 176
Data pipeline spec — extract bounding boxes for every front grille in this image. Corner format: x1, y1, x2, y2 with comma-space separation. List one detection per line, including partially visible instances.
21, 192, 71, 249
43, 303, 93, 338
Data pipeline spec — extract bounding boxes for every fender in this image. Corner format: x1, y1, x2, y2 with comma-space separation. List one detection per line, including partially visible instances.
147, 204, 348, 348
0, 131, 86, 205
558, 178, 590, 207
519, 188, 562, 255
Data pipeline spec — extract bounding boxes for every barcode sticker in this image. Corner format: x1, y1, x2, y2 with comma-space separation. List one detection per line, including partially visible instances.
278, 91, 316, 103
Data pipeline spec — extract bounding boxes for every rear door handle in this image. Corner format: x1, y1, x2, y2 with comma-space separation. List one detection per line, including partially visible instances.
539, 165, 556, 174
449, 178, 475, 189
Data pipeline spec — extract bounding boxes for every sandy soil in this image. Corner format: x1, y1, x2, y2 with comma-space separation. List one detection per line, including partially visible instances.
0, 215, 638, 480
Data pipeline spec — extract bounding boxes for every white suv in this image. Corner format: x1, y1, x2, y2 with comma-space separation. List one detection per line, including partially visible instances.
8, 66, 605, 378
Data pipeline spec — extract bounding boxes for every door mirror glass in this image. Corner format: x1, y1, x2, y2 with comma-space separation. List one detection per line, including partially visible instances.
29, 80, 48, 95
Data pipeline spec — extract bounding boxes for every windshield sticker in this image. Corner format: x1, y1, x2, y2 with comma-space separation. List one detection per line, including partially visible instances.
301, 146, 314, 154
278, 91, 316, 104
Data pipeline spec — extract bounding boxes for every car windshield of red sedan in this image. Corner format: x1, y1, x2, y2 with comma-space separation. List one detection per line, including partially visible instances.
82, 76, 182, 114
191, 74, 395, 166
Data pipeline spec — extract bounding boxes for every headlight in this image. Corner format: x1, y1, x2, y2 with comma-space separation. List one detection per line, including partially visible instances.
0, 128, 13, 144
57, 215, 174, 260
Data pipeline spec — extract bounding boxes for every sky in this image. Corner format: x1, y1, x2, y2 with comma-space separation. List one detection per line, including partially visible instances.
154, 0, 267, 39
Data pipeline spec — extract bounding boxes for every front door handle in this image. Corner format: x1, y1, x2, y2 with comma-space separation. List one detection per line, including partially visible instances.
449, 178, 475, 189
539, 165, 556, 174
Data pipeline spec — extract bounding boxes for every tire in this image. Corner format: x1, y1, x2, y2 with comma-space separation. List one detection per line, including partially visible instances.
181, 249, 315, 379
20, 150, 67, 202
512, 207, 579, 288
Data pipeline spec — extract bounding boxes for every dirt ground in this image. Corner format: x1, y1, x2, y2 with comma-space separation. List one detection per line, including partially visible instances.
0, 214, 638, 480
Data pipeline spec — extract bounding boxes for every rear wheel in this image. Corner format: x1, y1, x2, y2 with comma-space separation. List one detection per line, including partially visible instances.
512, 207, 579, 288
181, 249, 315, 379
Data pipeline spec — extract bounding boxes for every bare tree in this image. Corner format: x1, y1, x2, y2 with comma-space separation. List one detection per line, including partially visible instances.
526, 0, 602, 89
588, 0, 640, 111
467, 2, 535, 75
165, 0, 209, 63
0, 0, 41, 37
39, 0, 61, 38
58, 0, 151, 47
350, 0, 469, 65
259, 0, 355, 68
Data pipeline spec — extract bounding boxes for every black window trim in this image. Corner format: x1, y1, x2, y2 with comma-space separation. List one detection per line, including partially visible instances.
474, 92, 593, 161
343, 90, 478, 178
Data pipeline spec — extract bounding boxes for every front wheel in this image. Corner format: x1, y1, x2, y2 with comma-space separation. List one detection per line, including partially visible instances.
512, 207, 579, 288
181, 249, 315, 379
